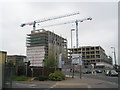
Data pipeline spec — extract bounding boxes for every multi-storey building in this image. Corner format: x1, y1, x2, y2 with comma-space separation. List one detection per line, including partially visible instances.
7, 55, 26, 65
68, 46, 112, 67
26, 29, 67, 67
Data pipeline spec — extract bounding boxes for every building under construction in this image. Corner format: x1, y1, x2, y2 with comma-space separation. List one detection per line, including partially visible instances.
68, 46, 112, 68
26, 29, 67, 67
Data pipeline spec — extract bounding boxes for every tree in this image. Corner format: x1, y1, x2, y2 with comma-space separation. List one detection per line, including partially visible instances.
6, 60, 14, 67
17, 61, 25, 66
44, 55, 57, 68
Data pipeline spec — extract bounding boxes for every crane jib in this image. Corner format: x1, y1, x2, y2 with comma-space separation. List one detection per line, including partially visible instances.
20, 12, 80, 28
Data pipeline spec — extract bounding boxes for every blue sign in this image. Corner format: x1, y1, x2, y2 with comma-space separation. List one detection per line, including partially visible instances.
61, 61, 65, 65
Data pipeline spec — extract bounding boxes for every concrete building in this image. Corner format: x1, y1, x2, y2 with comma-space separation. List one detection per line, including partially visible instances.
26, 29, 67, 67
0, 51, 7, 89
68, 46, 112, 68
7, 55, 26, 66
0, 51, 7, 64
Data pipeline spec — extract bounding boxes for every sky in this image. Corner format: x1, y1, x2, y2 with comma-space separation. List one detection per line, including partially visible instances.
0, 0, 119, 65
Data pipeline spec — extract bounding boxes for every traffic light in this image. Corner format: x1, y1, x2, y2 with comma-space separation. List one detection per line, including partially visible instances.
27, 61, 31, 66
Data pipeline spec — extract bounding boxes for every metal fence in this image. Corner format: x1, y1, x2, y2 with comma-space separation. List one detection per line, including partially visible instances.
3, 66, 13, 88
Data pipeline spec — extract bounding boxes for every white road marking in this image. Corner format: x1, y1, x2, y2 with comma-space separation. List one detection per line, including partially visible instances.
88, 85, 92, 88
50, 84, 56, 88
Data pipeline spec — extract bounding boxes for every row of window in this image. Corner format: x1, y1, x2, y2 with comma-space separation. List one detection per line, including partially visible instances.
70, 47, 100, 51
83, 60, 101, 63
82, 55, 100, 58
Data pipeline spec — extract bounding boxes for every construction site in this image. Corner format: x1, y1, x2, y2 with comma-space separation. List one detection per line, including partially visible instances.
21, 12, 93, 67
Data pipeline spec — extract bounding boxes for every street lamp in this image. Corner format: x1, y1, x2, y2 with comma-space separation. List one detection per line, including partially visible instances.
72, 46, 76, 78
111, 47, 117, 68
71, 29, 75, 78
25, 62, 28, 76
71, 29, 75, 48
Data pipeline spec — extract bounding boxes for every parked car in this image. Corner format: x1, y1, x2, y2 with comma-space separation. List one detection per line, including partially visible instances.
105, 70, 118, 76
109, 70, 118, 76
83, 69, 92, 74
95, 69, 102, 73
105, 70, 110, 76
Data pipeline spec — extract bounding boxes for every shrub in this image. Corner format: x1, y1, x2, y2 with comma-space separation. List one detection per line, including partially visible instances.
48, 70, 65, 81
118, 72, 120, 75
34, 76, 48, 81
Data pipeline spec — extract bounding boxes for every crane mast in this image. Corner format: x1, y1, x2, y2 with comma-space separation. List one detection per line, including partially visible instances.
20, 12, 80, 31
41, 17, 92, 49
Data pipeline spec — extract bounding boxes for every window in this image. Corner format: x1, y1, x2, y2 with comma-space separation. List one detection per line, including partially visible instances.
82, 56, 85, 59
96, 47, 99, 50
86, 55, 90, 58
91, 47, 94, 50
96, 60, 100, 62
96, 51, 100, 54
91, 51, 95, 54
86, 52, 90, 54
96, 55, 100, 58
86, 48, 90, 50
91, 55, 95, 58
82, 48, 85, 51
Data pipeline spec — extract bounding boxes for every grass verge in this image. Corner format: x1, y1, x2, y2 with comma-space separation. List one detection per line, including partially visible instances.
12, 76, 30, 81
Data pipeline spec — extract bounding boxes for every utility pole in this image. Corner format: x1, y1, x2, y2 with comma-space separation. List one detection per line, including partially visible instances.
71, 29, 75, 78
111, 47, 117, 68
25, 62, 28, 76
72, 46, 75, 78
71, 29, 75, 48
79, 53, 82, 79
75, 20, 79, 48
75, 20, 82, 79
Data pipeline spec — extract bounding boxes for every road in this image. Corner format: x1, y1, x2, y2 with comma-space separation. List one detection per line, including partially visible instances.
66, 71, 118, 84
11, 72, 119, 88
81, 73, 118, 84
64, 71, 119, 88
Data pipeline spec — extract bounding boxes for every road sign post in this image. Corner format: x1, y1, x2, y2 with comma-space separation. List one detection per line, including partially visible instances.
71, 54, 82, 78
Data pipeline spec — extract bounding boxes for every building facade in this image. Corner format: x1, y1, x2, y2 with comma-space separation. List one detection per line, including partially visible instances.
26, 29, 67, 67
7, 55, 26, 66
0, 51, 7, 88
0, 51, 7, 64
68, 46, 112, 68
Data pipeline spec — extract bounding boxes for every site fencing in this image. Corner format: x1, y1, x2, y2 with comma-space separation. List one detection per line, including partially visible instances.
3, 66, 13, 88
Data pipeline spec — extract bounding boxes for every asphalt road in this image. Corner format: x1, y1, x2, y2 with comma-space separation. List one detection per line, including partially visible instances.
81, 73, 118, 84
11, 72, 119, 88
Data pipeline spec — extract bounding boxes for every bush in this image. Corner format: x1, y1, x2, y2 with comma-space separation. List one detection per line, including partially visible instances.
34, 76, 48, 81
118, 72, 120, 75
12, 76, 30, 81
48, 70, 65, 81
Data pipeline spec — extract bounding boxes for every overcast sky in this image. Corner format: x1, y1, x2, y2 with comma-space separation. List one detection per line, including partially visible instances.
0, 0, 119, 65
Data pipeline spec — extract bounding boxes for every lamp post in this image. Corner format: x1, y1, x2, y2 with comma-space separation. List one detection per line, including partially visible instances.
71, 29, 75, 48
72, 46, 76, 78
71, 29, 75, 78
79, 53, 82, 79
25, 62, 28, 76
111, 47, 117, 68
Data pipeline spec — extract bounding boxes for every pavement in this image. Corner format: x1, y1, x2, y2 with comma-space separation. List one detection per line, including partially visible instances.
11, 74, 119, 88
